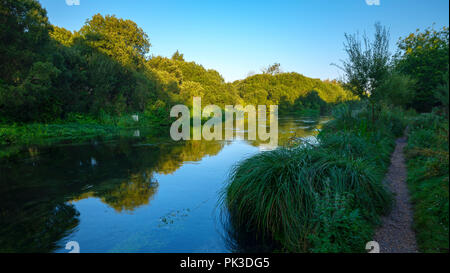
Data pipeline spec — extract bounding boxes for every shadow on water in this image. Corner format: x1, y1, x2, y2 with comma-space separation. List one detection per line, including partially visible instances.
0, 116, 330, 252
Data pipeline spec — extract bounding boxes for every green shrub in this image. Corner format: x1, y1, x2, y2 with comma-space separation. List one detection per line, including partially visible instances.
308, 191, 372, 253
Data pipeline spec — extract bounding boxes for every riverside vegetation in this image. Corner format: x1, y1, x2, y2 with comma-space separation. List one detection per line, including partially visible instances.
222, 24, 449, 252
405, 111, 449, 252
222, 102, 409, 252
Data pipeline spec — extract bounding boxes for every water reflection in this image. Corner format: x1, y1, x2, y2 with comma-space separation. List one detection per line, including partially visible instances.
73, 171, 159, 213
0, 116, 329, 252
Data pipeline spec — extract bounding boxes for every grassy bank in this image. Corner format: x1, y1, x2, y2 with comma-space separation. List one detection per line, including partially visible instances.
0, 112, 171, 159
222, 103, 409, 252
405, 113, 449, 253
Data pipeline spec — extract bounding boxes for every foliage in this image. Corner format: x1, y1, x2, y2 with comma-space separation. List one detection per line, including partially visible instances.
50, 26, 75, 46
405, 113, 449, 252
373, 72, 416, 108
336, 23, 391, 101
233, 72, 353, 113
434, 68, 449, 118
78, 13, 150, 68
395, 26, 449, 112
171, 50, 185, 61
0, 0, 52, 84
307, 192, 372, 253
0, 1, 161, 122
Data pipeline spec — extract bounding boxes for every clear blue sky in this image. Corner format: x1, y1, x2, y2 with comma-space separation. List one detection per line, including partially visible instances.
39, 0, 449, 82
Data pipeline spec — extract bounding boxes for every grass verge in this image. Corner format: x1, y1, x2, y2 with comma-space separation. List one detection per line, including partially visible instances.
405, 112, 449, 253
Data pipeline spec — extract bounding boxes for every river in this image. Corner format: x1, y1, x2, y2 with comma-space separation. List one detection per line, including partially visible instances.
0, 115, 330, 253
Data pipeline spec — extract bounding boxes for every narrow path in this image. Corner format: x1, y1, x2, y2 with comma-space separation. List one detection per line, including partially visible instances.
373, 136, 418, 253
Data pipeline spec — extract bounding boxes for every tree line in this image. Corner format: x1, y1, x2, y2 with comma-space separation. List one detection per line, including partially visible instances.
0, 0, 353, 124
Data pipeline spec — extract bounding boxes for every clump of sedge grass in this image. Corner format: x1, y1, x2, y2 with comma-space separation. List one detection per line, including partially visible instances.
222, 144, 392, 252
221, 103, 405, 252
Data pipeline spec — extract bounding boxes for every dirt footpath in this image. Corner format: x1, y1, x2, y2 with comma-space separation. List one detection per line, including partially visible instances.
373, 136, 418, 253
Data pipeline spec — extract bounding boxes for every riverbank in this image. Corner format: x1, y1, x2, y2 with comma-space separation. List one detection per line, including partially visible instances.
0, 105, 330, 160
222, 103, 409, 252
0, 113, 171, 159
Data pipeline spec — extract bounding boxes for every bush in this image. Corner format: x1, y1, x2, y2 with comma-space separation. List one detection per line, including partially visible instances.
308, 191, 372, 253
374, 73, 416, 108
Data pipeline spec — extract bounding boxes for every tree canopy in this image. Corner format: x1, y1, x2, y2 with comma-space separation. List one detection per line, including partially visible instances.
395, 26, 449, 112
0, 0, 354, 123
79, 14, 150, 68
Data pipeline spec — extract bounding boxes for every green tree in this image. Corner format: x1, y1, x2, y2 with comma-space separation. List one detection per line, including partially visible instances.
336, 23, 391, 100
0, 62, 61, 121
79, 14, 150, 68
373, 72, 416, 108
180, 81, 204, 106
50, 26, 75, 46
395, 26, 449, 112
0, 0, 52, 84
147, 56, 183, 83
0, 0, 355, 124
336, 23, 391, 123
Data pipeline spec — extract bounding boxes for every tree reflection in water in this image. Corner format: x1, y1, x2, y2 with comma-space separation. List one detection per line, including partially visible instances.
0, 116, 329, 252
0, 136, 225, 252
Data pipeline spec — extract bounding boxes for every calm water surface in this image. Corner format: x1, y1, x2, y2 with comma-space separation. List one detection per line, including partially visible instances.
0, 116, 330, 253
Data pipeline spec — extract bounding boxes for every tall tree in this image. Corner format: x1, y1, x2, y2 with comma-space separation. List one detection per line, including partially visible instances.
79, 14, 151, 68
336, 22, 391, 100
0, 0, 52, 84
395, 26, 449, 112
335, 23, 391, 123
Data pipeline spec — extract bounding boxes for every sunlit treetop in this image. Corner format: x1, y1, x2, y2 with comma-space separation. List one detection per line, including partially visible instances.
78, 14, 151, 67
399, 26, 449, 54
